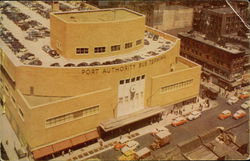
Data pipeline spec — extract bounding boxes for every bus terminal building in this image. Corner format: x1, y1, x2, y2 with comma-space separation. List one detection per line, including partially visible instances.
0, 5, 201, 160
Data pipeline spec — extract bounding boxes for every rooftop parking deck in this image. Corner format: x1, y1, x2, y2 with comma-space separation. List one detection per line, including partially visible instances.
0, 1, 177, 68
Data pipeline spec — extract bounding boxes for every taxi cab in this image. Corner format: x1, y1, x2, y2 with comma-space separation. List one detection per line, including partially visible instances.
171, 117, 187, 127
218, 110, 232, 120
233, 110, 246, 119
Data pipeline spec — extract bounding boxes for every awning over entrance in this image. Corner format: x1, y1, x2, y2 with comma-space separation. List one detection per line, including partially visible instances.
32, 130, 99, 160
32, 146, 53, 160
71, 134, 87, 146
100, 107, 165, 132
53, 139, 72, 153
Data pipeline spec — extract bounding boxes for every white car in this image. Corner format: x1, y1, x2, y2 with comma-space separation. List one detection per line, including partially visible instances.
233, 109, 247, 119
151, 126, 168, 135
126, 140, 139, 150
241, 100, 250, 110
227, 96, 239, 105
187, 111, 201, 120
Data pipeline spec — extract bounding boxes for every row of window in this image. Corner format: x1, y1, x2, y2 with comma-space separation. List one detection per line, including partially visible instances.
161, 79, 193, 93
76, 39, 142, 54
119, 75, 145, 85
45, 105, 99, 128
2, 82, 25, 121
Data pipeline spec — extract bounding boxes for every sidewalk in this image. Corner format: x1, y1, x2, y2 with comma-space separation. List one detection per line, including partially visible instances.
53, 97, 218, 161
0, 106, 30, 161
201, 79, 250, 99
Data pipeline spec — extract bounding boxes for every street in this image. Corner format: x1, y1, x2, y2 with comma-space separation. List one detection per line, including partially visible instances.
92, 96, 249, 160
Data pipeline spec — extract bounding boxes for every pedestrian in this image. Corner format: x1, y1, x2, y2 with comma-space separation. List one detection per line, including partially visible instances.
100, 140, 103, 147
68, 149, 71, 155
5, 140, 8, 145
62, 150, 65, 157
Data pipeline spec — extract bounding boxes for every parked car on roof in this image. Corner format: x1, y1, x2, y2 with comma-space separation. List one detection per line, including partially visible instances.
171, 117, 187, 127
233, 110, 246, 119
48, 50, 60, 58
241, 100, 250, 110
42, 45, 50, 53
239, 91, 249, 99
227, 96, 239, 105
218, 110, 231, 120
187, 111, 201, 121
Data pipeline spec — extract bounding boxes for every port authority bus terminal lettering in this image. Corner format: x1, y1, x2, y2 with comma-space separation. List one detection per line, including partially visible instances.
81, 55, 166, 75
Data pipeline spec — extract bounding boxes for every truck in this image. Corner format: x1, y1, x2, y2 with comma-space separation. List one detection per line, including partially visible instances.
134, 147, 151, 160
150, 128, 171, 150
205, 87, 219, 100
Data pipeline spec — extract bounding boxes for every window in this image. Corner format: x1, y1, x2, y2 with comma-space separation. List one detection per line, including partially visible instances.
120, 80, 124, 85
141, 75, 145, 79
125, 42, 132, 49
76, 48, 88, 54
94, 47, 105, 53
18, 107, 24, 121
161, 79, 193, 93
111, 45, 120, 52
136, 39, 142, 45
131, 78, 135, 82
30, 86, 34, 95
136, 76, 140, 81
126, 79, 130, 83
45, 105, 99, 128
11, 96, 16, 103
5, 85, 8, 92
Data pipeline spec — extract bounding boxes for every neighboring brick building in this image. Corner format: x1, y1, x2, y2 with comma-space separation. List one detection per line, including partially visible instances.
178, 32, 246, 90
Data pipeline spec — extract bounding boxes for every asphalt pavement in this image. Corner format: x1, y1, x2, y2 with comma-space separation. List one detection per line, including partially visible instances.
92, 96, 249, 160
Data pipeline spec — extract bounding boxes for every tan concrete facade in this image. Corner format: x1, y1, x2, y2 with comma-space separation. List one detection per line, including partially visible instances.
0, 8, 201, 156
50, 9, 145, 59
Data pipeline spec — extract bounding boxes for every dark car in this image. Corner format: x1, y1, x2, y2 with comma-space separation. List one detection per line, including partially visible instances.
77, 62, 88, 67
50, 63, 60, 67
48, 50, 60, 58
28, 59, 42, 66
89, 61, 101, 66
64, 63, 75, 67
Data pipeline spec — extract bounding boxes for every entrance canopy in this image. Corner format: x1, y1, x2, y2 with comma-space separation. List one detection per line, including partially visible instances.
100, 107, 165, 132
32, 130, 99, 160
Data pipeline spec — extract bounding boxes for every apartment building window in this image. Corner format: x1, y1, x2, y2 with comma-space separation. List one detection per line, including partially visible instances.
136, 39, 142, 45
11, 96, 16, 103
111, 45, 120, 52
4, 85, 9, 92
94, 47, 105, 53
76, 48, 88, 54
45, 105, 99, 128
30, 86, 34, 95
120, 80, 124, 85
18, 107, 24, 121
125, 42, 132, 49
161, 79, 193, 93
